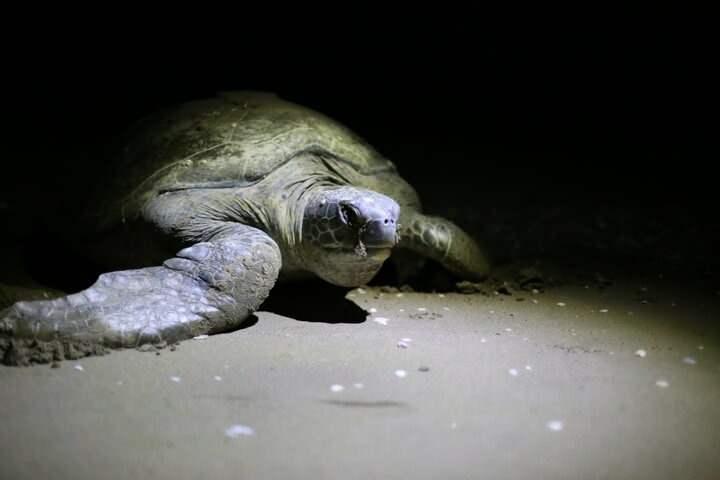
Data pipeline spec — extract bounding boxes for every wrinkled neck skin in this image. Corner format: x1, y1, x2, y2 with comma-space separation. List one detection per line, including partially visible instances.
224, 155, 347, 276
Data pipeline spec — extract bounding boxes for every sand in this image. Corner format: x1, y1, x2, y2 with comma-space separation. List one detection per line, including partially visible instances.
1, 264, 719, 480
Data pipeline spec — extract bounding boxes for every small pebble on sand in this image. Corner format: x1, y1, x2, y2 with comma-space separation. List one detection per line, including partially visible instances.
193, 335, 209, 340
683, 356, 697, 365
396, 293, 404, 298
525, 365, 533, 371
225, 424, 255, 438
214, 376, 223, 381
73, 365, 84, 372
353, 383, 364, 389
635, 349, 647, 358
481, 338, 487, 343
508, 368, 519, 376
369, 307, 377, 313
357, 288, 366, 295
656, 379, 670, 388
698, 345, 705, 351
373, 317, 389, 326
546, 420, 564, 432
418, 366, 430, 372
557, 302, 566, 307
417, 307, 427, 312
443, 307, 450, 311
399, 308, 405, 313
531, 299, 539, 304
330, 384, 345, 392
170, 376, 181, 383
505, 328, 513, 332
395, 369, 408, 378
438, 294, 446, 298
599, 309, 609, 313
397, 341, 410, 349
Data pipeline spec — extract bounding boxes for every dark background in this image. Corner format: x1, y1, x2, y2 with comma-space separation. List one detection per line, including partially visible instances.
2, 16, 716, 280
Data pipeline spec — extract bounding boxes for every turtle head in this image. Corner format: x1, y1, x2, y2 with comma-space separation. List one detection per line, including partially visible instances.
301, 186, 400, 286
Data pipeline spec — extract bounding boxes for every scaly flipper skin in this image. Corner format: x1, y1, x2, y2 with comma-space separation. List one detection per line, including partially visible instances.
399, 211, 490, 281
0, 224, 281, 365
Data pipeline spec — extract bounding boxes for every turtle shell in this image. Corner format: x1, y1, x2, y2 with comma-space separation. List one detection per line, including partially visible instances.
94, 92, 396, 228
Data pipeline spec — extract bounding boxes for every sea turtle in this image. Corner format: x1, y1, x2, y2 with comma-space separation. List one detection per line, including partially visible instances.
0, 91, 489, 365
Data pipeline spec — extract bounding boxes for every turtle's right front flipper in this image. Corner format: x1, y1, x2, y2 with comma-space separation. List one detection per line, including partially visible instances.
0, 224, 281, 365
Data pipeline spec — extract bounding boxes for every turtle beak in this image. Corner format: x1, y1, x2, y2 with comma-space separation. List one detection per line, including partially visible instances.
360, 216, 399, 250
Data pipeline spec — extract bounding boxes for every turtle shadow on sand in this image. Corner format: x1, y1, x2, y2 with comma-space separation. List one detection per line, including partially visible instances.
260, 260, 463, 324
260, 280, 367, 324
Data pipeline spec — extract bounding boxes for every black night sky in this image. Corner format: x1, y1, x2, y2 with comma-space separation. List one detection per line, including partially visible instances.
2, 16, 716, 278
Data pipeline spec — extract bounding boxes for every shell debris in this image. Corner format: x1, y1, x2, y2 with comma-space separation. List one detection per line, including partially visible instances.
508, 368, 519, 376
683, 356, 697, 365
193, 335, 209, 340
635, 349, 647, 358
373, 317, 389, 326
330, 384, 345, 393
73, 365, 84, 372
353, 383, 364, 389
656, 379, 670, 388
225, 424, 255, 438
546, 420, 564, 432
394, 369, 408, 378
170, 376, 182, 383
556, 302, 566, 307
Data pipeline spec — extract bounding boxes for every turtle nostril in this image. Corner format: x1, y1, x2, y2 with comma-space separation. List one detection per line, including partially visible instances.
384, 219, 389, 224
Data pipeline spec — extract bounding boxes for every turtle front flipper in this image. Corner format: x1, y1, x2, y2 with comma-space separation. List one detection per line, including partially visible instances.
0, 224, 281, 366
398, 211, 490, 281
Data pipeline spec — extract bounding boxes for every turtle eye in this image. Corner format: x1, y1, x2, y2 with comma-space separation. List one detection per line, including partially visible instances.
339, 203, 360, 227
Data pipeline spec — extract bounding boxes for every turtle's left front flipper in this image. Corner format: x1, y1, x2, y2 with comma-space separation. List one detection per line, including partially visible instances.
398, 211, 490, 281
0, 224, 281, 365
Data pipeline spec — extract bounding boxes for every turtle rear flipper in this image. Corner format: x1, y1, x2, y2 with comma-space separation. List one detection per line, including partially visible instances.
0, 223, 281, 365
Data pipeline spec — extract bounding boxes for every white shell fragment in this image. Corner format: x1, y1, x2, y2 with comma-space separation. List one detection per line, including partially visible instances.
73, 365, 84, 372
683, 356, 697, 365
635, 349, 647, 358
225, 424, 255, 438
397, 341, 410, 349
193, 335, 209, 340
214, 376, 223, 381
556, 302, 566, 307
417, 307, 427, 312
546, 420, 564, 431
525, 365, 533, 371
170, 376, 182, 383
656, 379, 670, 388
508, 368, 519, 376
373, 317, 389, 326
599, 309, 609, 313
330, 384, 345, 393
369, 308, 378, 313
395, 369, 408, 378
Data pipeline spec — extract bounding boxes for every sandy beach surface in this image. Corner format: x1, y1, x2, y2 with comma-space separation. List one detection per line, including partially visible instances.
1, 263, 719, 480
